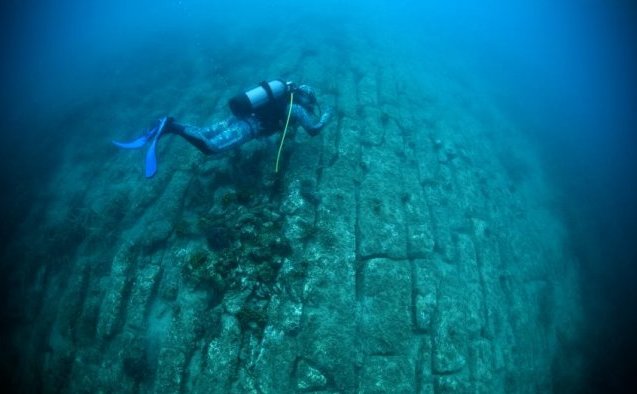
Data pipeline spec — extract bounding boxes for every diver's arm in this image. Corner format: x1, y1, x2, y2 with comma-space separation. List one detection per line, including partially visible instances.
290, 104, 333, 136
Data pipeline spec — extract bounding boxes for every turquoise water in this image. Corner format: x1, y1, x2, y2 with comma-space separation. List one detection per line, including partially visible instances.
1, 1, 636, 393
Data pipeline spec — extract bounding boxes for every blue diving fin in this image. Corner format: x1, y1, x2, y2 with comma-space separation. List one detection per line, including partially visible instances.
112, 125, 159, 149
144, 117, 168, 178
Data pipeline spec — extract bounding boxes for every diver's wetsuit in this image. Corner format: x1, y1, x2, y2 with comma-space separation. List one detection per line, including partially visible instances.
169, 84, 332, 155
112, 82, 332, 178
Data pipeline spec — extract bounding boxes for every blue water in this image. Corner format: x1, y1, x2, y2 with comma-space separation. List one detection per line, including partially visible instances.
1, 1, 636, 392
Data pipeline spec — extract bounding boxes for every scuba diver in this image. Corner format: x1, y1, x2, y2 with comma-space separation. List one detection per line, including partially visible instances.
113, 80, 333, 177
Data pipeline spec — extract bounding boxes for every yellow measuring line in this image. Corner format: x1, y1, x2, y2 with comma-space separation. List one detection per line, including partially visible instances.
275, 92, 294, 173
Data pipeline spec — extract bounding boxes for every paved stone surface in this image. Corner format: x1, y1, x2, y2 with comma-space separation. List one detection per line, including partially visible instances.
3, 26, 584, 393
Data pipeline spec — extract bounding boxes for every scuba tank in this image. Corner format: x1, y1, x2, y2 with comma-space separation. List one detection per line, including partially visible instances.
229, 80, 292, 118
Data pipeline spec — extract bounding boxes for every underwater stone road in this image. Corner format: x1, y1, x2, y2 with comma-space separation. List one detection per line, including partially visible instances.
265, 62, 582, 393
7, 39, 583, 393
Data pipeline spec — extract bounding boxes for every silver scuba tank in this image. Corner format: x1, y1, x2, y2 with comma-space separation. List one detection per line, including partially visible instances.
229, 80, 289, 117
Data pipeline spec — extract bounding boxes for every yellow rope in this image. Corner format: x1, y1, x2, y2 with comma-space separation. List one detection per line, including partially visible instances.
275, 92, 294, 173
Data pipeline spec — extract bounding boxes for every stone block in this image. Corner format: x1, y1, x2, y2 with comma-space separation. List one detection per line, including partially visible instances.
154, 347, 186, 394
300, 305, 358, 392
126, 262, 162, 329
360, 258, 412, 354
360, 355, 415, 393
359, 145, 407, 259
96, 246, 135, 339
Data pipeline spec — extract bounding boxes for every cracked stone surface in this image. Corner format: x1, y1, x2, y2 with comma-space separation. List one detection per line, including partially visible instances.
1, 22, 584, 394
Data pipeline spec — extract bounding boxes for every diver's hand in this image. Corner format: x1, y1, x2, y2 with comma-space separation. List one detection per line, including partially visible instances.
320, 106, 334, 125
304, 106, 334, 137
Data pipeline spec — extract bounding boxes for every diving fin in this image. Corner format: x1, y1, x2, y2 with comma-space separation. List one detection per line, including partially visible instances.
144, 117, 168, 178
145, 136, 158, 177
112, 125, 159, 149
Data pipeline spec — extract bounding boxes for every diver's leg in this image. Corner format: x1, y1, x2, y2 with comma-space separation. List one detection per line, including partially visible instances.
170, 117, 260, 155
